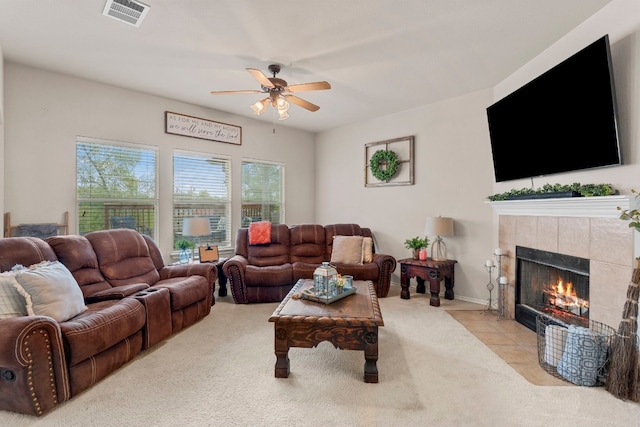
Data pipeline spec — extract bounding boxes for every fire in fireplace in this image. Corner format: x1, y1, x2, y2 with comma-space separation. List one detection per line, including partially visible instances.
544, 279, 589, 317
516, 246, 590, 331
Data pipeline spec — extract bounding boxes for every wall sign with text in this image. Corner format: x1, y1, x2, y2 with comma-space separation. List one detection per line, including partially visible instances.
165, 111, 242, 145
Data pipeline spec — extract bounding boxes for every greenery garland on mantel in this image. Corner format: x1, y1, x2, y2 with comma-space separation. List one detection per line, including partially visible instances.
487, 183, 617, 201
369, 149, 399, 182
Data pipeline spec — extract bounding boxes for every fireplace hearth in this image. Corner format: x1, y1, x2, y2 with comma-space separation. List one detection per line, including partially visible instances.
516, 246, 590, 331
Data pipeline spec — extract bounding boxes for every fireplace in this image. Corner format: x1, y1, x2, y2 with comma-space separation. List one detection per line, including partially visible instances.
515, 246, 590, 331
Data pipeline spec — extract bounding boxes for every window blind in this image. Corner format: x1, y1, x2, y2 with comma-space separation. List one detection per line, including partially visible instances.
77, 139, 158, 236
173, 150, 231, 249
241, 160, 284, 227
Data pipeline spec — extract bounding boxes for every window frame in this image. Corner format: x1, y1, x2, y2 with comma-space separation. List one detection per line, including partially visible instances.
241, 158, 285, 227
173, 149, 233, 254
76, 137, 159, 237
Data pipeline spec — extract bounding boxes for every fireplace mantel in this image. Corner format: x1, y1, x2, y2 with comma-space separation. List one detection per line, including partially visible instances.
487, 195, 639, 218
491, 195, 639, 326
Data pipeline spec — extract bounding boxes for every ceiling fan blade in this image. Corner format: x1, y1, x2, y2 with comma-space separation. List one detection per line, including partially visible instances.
247, 68, 275, 88
211, 89, 264, 95
210, 89, 264, 95
285, 81, 331, 93
284, 95, 320, 112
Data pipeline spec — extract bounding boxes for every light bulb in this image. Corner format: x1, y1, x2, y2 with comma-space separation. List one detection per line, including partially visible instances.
250, 99, 268, 115
276, 96, 289, 112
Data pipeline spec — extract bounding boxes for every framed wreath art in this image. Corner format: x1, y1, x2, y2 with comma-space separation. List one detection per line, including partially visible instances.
370, 149, 399, 182
365, 136, 414, 187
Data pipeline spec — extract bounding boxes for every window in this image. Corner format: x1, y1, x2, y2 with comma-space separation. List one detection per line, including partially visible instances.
241, 160, 284, 227
77, 139, 158, 237
173, 151, 231, 250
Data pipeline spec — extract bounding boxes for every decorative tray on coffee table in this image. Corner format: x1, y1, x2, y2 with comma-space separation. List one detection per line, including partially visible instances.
301, 286, 356, 304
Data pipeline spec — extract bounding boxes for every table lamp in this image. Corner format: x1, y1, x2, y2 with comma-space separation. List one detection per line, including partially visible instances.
182, 217, 211, 259
424, 216, 454, 261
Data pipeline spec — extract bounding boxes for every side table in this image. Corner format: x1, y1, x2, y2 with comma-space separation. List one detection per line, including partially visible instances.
214, 258, 228, 296
399, 258, 457, 307
173, 258, 228, 297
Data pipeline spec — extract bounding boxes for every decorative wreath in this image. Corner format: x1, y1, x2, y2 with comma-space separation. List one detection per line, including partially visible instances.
370, 149, 399, 182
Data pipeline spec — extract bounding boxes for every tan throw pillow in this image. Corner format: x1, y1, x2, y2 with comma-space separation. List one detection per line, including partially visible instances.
13, 261, 87, 323
331, 235, 364, 265
362, 237, 373, 263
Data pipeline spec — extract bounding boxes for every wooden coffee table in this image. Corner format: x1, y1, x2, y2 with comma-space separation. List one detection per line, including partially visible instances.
268, 279, 384, 383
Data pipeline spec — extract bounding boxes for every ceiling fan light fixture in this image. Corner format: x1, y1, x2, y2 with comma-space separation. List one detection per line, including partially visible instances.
276, 96, 289, 112
211, 64, 330, 121
250, 98, 269, 115
277, 109, 290, 121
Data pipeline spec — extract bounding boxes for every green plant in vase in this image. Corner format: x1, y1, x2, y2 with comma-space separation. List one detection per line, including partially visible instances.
175, 238, 195, 263
404, 236, 429, 259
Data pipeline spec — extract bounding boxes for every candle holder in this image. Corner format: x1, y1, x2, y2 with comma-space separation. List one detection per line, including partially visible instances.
484, 260, 496, 311
493, 250, 507, 280
497, 276, 508, 319
493, 249, 508, 319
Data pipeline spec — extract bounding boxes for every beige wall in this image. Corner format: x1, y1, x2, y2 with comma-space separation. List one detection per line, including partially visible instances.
3, 63, 316, 260
314, 90, 496, 303
0, 42, 4, 226
314, 3, 640, 304
493, 4, 640, 198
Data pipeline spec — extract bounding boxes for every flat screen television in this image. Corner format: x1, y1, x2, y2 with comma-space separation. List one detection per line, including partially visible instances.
486, 35, 621, 182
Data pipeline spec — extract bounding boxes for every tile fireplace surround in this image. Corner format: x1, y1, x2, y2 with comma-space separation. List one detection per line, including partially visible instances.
489, 195, 640, 330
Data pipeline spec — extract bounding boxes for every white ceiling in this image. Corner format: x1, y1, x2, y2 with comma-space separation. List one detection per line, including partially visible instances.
0, 0, 612, 133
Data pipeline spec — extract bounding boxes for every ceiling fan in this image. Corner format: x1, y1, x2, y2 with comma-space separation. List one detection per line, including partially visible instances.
210, 64, 331, 120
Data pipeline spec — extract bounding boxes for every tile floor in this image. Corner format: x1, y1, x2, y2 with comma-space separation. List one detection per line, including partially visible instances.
447, 308, 570, 386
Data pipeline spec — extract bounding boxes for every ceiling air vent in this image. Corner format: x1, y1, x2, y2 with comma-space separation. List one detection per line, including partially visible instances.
102, 0, 150, 27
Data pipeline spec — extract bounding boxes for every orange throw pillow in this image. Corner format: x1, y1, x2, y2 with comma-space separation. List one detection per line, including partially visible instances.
249, 221, 271, 245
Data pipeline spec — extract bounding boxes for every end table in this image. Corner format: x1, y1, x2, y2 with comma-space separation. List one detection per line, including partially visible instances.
399, 258, 457, 307
214, 258, 228, 296
198, 257, 228, 297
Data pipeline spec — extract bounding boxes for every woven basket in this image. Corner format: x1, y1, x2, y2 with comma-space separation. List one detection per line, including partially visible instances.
536, 314, 615, 386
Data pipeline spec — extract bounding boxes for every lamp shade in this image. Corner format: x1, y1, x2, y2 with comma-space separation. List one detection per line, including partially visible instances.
424, 216, 454, 237
250, 98, 269, 115
182, 217, 211, 237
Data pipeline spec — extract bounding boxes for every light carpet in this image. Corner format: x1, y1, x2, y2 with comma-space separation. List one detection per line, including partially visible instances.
2, 286, 639, 426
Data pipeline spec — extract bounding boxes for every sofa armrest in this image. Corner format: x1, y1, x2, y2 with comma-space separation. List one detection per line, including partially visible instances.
222, 255, 249, 303
159, 263, 217, 306
85, 283, 150, 303
159, 263, 217, 283
0, 316, 70, 416
371, 253, 397, 297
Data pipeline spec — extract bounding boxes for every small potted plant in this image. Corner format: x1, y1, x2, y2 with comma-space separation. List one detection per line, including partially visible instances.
175, 238, 195, 263
404, 236, 429, 259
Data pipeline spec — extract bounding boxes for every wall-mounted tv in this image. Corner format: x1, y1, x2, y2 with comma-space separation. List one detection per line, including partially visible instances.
486, 35, 621, 182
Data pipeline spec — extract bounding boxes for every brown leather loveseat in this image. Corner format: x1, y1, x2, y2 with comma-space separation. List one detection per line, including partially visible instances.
0, 229, 216, 416
223, 223, 396, 303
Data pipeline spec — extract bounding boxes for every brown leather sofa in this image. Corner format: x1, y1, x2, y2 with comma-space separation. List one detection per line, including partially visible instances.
223, 223, 396, 303
0, 229, 216, 416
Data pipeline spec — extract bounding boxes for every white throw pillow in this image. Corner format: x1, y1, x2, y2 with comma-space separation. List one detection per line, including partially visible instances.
13, 261, 87, 322
331, 235, 364, 265
0, 271, 27, 319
